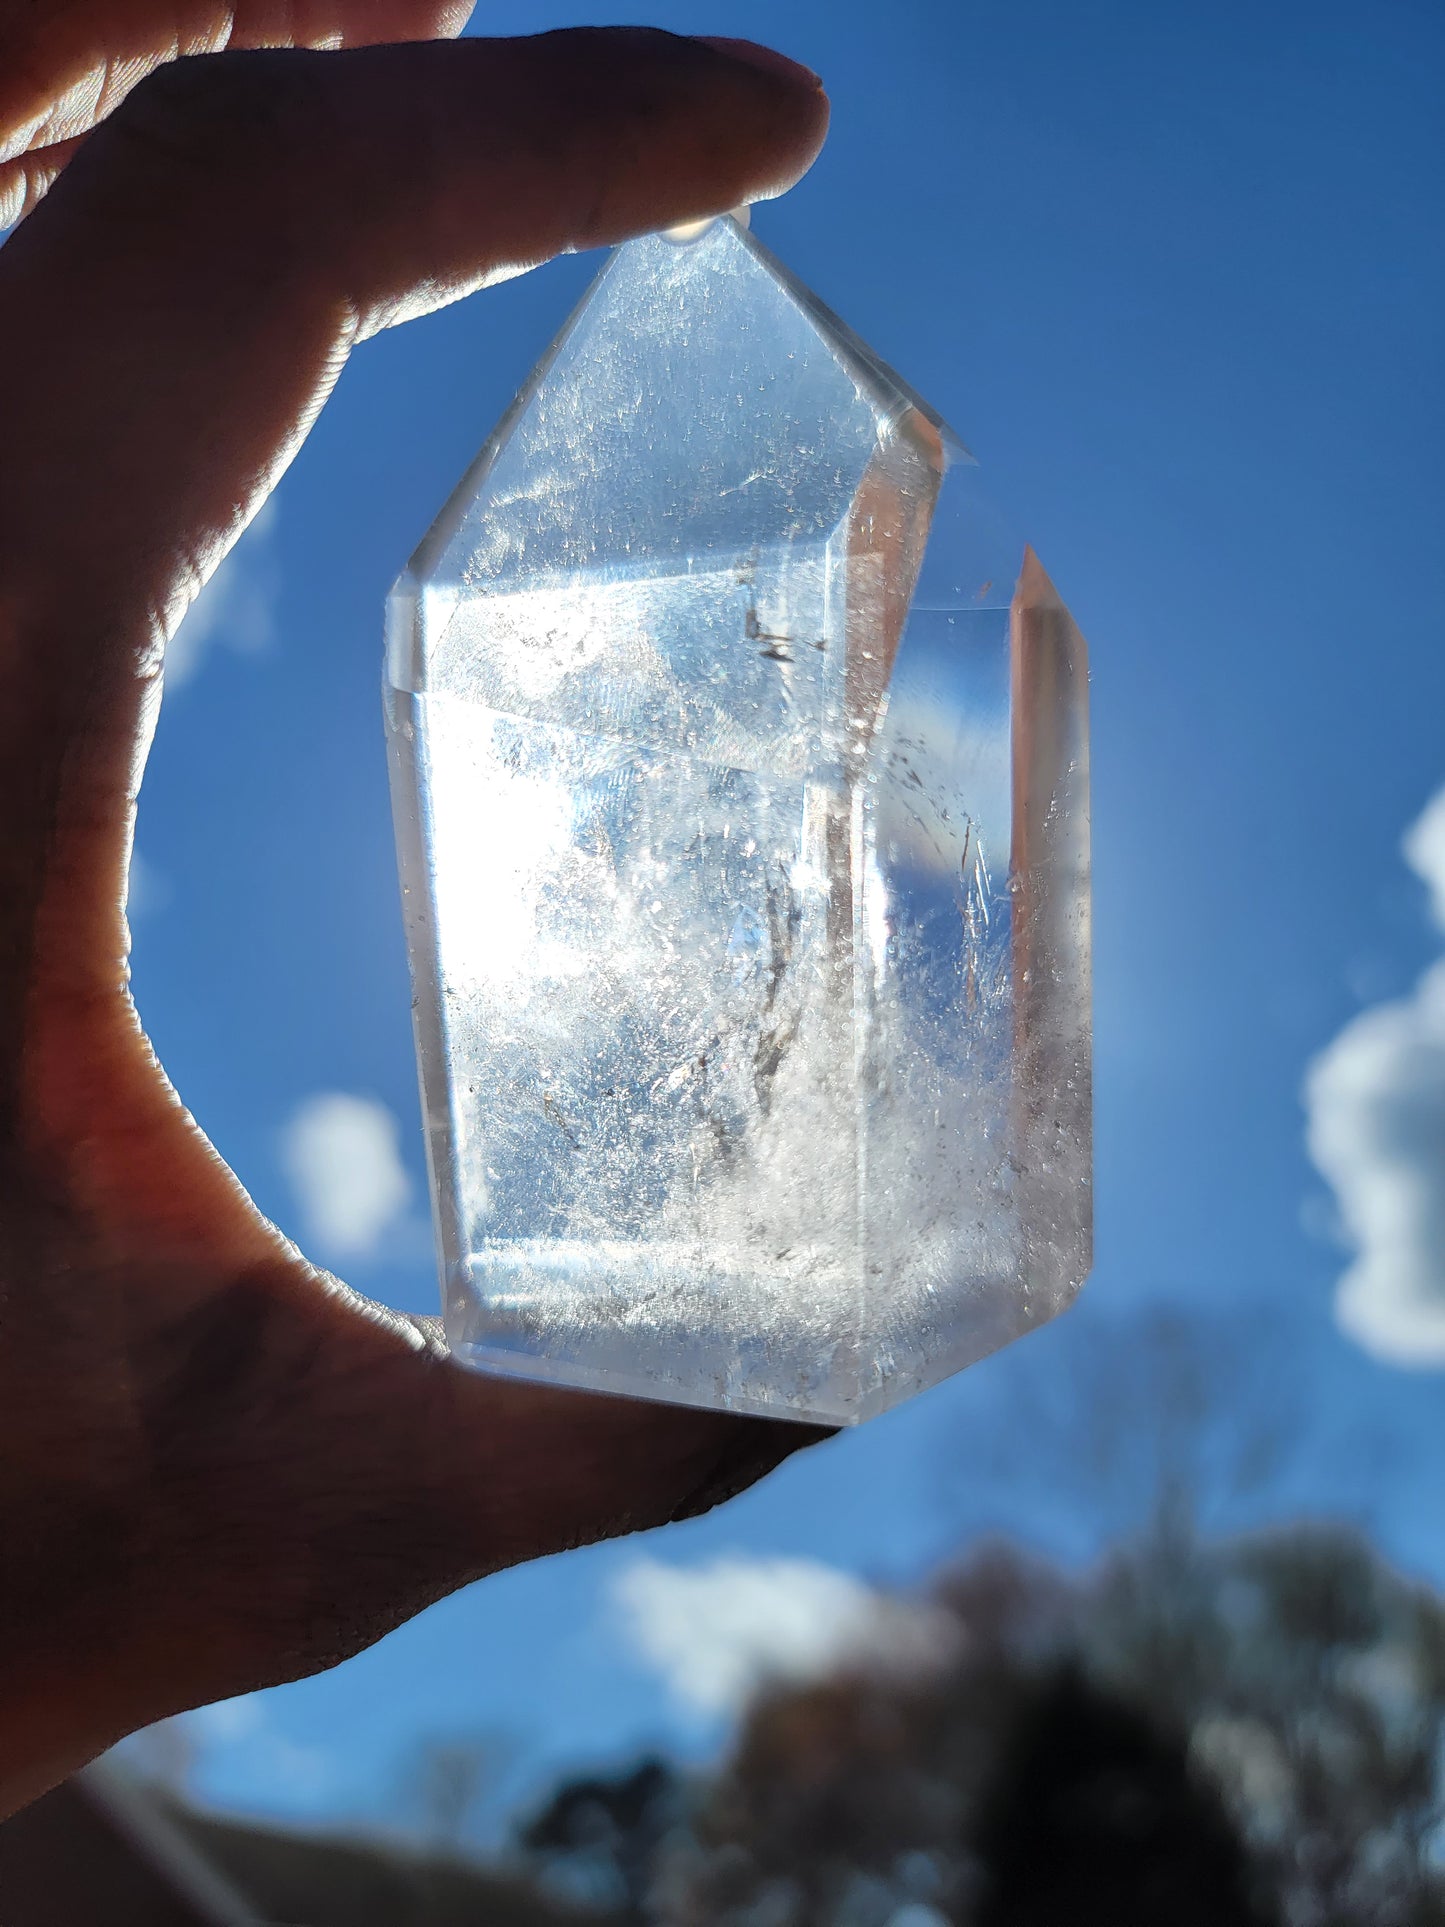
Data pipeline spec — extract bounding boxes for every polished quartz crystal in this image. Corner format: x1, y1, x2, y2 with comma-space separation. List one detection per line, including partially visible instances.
385, 215, 1091, 1424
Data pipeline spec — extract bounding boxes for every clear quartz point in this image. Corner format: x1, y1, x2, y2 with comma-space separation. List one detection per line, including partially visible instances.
385, 215, 1091, 1425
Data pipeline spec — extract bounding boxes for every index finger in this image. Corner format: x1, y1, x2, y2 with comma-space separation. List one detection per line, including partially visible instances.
0, 30, 828, 1126
0, 0, 476, 152
0, 0, 476, 224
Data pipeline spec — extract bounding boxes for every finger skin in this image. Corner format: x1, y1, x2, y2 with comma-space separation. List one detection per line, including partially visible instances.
0, 0, 476, 155
0, 132, 89, 224
0, 0, 477, 224
0, 1247, 830, 1817
0, 29, 833, 1817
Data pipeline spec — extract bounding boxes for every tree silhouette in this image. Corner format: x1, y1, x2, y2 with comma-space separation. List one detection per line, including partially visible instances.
518, 1525, 1445, 1926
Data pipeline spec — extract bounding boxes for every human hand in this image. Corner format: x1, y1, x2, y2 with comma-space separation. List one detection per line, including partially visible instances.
0, 0, 830, 1816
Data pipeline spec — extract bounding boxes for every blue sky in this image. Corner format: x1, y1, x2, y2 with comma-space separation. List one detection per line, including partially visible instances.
121, 0, 1445, 1837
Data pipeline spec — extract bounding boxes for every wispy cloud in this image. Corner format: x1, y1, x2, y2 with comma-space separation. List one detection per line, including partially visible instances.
1305, 785, 1445, 1364
189, 1694, 336, 1801
166, 494, 282, 688
125, 846, 170, 920
118, 1695, 336, 1803
281, 1092, 413, 1260
613, 1554, 957, 1721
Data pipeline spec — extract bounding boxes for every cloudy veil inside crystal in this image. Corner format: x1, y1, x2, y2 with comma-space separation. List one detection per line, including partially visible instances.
385, 215, 1090, 1424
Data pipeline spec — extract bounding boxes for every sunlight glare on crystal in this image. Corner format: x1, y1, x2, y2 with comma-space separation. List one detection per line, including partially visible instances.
386, 215, 1091, 1425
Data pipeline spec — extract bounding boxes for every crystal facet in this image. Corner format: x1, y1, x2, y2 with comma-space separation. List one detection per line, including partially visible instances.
386, 217, 1091, 1424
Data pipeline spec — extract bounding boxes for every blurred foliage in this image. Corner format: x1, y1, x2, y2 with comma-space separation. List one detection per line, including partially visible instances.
942, 1307, 1386, 1553
518, 1523, 1445, 1927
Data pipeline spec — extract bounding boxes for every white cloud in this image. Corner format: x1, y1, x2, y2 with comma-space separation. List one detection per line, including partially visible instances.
166, 494, 281, 687
1404, 785, 1445, 930
190, 1695, 335, 1801
187, 1694, 267, 1744
281, 1092, 413, 1259
1304, 784, 1445, 1364
117, 1694, 335, 1803
125, 846, 169, 920
613, 1554, 957, 1721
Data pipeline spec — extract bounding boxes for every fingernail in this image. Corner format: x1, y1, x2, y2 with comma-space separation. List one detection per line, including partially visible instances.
694, 35, 823, 91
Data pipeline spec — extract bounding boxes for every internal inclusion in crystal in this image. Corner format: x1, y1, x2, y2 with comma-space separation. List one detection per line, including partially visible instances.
386, 214, 1091, 1425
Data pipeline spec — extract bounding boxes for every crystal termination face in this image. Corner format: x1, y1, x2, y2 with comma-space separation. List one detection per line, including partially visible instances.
386, 217, 1091, 1425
